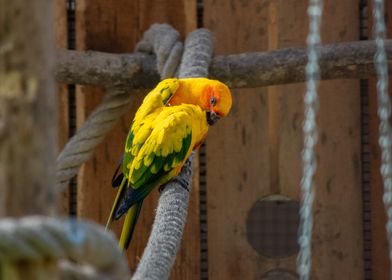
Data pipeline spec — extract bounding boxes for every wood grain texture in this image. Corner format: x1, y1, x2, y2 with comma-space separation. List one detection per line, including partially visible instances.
367, 0, 392, 278
204, 1, 275, 279
54, 0, 70, 215
277, 1, 363, 279
205, 0, 363, 279
74, 1, 198, 278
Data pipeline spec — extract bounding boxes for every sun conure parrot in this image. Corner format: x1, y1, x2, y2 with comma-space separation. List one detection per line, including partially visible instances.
105, 77, 232, 250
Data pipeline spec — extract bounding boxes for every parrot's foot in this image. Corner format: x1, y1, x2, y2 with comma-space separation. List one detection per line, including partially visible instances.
159, 177, 190, 193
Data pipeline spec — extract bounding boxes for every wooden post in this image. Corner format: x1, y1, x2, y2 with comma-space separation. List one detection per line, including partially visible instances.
74, 1, 199, 278
0, 0, 57, 219
205, 0, 363, 279
0, 0, 59, 278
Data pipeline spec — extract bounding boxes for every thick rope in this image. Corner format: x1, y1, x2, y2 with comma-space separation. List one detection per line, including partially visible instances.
135, 23, 183, 79
56, 88, 133, 190
297, 0, 323, 279
132, 28, 214, 280
0, 217, 130, 280
372, 0, 392, 273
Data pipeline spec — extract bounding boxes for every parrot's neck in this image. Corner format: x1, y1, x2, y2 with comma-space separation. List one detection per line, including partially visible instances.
168, 80, 210, 109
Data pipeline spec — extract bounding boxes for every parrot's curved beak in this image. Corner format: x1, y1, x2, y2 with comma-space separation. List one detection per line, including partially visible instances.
206, 111, 220, 126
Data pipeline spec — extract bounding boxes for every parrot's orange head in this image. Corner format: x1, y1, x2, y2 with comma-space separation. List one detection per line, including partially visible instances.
171, 78, 233, 125
200, 79, 233, 125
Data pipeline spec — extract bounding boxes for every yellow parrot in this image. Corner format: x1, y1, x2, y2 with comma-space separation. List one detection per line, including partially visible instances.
106, 77, 232, 250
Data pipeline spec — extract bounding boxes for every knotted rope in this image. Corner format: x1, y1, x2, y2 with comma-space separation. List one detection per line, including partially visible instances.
135, 24, 183, 79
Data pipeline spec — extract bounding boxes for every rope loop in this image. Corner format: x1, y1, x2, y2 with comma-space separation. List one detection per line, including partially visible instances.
136, 23, 184, 79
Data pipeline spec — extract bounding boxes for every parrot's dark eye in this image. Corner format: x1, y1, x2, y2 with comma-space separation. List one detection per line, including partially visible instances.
210, 96, 217, 106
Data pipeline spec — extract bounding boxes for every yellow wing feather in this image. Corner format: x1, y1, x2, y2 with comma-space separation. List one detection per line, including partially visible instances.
129, 104, 209, 189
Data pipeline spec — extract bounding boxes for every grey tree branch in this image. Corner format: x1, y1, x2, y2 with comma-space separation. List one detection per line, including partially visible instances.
56, 40, 392, 89
56, 49, 159, 89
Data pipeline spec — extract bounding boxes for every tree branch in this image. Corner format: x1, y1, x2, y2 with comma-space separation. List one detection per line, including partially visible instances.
56, 40, 392, 89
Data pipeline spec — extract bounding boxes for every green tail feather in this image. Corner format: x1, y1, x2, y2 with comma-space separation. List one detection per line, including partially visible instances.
119, 201, 143, 250
106, 177, 127, 230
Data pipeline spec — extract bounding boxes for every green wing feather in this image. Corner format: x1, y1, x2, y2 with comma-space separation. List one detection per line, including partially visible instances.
114, 108, 194, 219
121, 78, 180, 175
107, 79, 180, 231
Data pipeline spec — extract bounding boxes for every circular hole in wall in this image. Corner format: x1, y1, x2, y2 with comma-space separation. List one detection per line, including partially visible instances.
261, 269, 298, 280
246, 195, 300, 258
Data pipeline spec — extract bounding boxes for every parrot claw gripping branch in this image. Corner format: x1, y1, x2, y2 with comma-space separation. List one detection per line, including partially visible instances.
159, 174, 191, 193
1, 0, 392, 278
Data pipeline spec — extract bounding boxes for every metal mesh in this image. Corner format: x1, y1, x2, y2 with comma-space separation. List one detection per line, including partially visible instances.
67, 0, 77, 217
247, 198, 299, 258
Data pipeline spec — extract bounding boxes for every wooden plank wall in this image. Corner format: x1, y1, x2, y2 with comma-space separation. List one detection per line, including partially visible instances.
73, 1, 199, 278
54, 0, 69, 215
368, 1, 392, 279
204, 0, 363, 279
204, 1, 272, 278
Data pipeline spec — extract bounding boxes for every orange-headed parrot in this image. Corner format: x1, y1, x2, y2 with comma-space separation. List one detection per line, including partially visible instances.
106, 78, 232, 250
